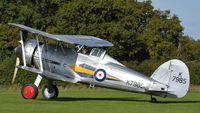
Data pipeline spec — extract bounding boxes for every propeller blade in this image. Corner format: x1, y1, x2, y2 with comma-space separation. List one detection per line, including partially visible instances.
12, 57, 20, 84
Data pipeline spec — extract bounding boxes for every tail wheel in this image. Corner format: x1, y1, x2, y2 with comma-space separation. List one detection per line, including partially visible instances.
42, 85, 59, 100
21, 84, 38, 99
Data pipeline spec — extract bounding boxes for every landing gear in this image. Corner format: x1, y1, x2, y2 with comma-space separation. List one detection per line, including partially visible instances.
21, 84, 38, 99
150, 95, 157, 103
21, 74, 42, 99
42, 85, 59, 100
21, 74, 59, 100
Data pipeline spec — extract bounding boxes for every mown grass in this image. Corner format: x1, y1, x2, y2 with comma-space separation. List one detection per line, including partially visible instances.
0, 87, 199, 113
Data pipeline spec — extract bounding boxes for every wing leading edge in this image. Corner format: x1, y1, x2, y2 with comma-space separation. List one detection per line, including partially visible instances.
9, 23, 113, 47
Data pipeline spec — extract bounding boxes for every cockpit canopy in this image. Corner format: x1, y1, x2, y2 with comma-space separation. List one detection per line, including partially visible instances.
79, 46, 106, 59
89, 48, 106, 58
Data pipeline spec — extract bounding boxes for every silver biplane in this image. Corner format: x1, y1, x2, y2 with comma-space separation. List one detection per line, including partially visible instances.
9, 23, 190, 102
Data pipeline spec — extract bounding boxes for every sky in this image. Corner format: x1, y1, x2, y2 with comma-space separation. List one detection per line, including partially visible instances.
149, 0, 200, 40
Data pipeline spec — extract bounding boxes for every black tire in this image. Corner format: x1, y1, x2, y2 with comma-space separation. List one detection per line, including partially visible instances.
21, 84, 38, 99
151, 97, 157, 103
42, 84, 59, 100
52, 85, 59, 99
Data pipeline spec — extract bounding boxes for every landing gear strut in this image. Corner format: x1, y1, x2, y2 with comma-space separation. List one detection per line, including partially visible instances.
42, 84, 59, 100
150, 95, 157, 103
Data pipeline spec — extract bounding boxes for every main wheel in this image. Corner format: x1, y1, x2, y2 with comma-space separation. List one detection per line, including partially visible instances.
151, 97, 157, 103
21, 84, 38, 99
42, 85, 59, 100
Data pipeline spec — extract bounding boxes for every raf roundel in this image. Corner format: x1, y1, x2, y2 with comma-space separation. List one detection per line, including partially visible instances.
94, 69, 107, 82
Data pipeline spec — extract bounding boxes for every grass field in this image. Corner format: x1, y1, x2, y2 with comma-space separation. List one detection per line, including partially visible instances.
0, 87, 200, 113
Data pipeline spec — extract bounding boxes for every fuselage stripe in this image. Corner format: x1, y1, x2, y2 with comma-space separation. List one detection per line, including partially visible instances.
70, 64, 121, 81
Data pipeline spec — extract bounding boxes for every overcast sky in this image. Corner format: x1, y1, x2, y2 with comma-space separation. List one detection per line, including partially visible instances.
149, 0, 200, 39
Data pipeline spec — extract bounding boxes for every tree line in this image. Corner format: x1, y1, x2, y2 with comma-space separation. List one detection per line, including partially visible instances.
0, 0, 200, 85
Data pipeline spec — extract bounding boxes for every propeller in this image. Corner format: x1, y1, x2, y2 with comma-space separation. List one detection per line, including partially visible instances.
12, 30, 27, 84
12, 46, 22, 84
12, 57, 20, 84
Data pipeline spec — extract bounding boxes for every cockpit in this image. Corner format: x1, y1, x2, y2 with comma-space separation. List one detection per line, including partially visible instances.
77, 45, 106, 59
89, 48, 106, 58
76, 45, 124, 66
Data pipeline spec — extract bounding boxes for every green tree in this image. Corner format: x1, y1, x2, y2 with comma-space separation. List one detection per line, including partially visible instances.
0, 24, 18, 62
56, 0, 155, 61
139, 10, 184, 59
0, 0, 200, 85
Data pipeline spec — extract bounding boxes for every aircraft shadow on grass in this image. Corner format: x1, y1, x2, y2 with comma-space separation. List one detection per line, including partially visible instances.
39, 97, 200, 104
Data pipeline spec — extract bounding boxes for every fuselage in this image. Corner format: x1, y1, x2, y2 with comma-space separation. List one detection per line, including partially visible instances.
17, 42, 166, 96
35, 44, 158, 94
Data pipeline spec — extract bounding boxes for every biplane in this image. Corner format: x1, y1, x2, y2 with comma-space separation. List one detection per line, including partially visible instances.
9, 23, 190, 102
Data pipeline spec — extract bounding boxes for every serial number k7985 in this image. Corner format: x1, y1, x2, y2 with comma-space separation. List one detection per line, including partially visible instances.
126, 80, 143, 88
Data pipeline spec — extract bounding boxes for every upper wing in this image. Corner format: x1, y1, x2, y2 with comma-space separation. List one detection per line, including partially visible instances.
9, 23, 113, 47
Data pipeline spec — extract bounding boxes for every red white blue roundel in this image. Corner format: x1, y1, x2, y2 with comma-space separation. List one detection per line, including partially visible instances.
94, 69, 106, 82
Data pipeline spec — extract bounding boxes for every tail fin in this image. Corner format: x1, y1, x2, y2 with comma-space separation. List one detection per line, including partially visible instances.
150, 59, 190, 98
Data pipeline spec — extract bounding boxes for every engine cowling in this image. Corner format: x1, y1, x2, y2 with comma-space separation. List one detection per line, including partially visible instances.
15, 39, 78, 72
24, 39, 38, 66
15, 39, 38, 67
